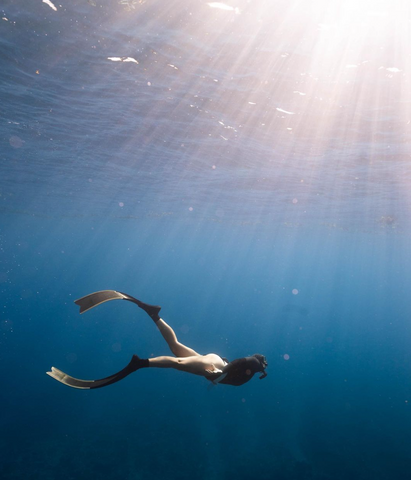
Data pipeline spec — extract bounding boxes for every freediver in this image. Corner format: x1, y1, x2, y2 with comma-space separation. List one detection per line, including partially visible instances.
47, 290, 268, 390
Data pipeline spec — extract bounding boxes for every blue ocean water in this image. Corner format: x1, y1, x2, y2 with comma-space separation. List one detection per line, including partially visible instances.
1, 0, 411, 479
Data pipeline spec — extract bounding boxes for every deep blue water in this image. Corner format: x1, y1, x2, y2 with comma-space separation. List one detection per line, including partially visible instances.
2, 0, 411, 479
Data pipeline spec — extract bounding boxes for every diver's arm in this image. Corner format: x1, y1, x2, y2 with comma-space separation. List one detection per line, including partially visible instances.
205, 365, 223, 374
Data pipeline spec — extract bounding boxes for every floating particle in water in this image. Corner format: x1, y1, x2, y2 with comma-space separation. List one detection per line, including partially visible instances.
241, 398, 246, 403
1, 320, 13, 332
112, 342, 122, 352
9, 136, 24, 148
180, 324, 190, 334
292, 198, 298, 204
147, 82, 151, 86
66, 353, 77, 364
212, 165, 216, 169
292, 289, 299, 295
20, 289, 32, 299
283, 354, 290, 361
188, 207, 193, 211
119, 202, 124, 207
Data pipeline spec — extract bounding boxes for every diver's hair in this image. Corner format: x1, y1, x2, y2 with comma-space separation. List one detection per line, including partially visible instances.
252, 354, 268, 370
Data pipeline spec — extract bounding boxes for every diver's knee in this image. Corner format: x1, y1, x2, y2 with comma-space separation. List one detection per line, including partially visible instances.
171, 343, 185, 357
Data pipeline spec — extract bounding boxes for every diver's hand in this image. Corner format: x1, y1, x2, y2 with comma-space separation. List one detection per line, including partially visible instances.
205, 365, 223, 374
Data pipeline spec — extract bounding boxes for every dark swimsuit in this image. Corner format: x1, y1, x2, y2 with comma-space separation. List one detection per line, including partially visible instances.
207, 356, 265, 386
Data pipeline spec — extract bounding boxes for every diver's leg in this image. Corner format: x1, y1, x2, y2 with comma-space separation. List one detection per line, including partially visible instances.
148, 355, 210, 376
156, 318, 200, 357
124, 294, 199, 357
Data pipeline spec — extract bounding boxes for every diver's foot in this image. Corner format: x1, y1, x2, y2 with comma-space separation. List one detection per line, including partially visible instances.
134, 299, 161, 322
129, 354, 150, 371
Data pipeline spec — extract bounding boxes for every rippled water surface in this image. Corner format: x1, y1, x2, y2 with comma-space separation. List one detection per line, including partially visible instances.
2, 0, 411, 229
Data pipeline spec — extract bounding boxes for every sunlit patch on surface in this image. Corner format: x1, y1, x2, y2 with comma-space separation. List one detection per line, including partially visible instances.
42, 0, 57, 11
119, 0, 144, 10
107, 57, 139, 63
276, 108, 295, 115
207, 2, 240, 14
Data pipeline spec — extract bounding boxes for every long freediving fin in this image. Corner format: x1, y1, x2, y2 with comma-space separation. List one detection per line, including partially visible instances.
46, 354, 148, 389
74, 290, 161, 321
74, 290, 130, 314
